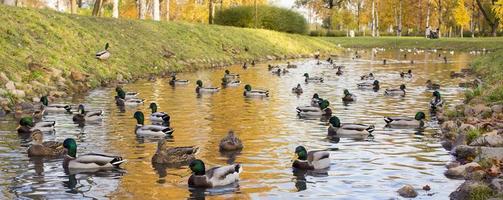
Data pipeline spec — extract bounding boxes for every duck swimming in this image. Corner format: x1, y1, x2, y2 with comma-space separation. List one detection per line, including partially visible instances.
297, 100, 332, 117
400, 70, 412, 78
384, 111, 426, 128
426, 80, 440, 90
134, 111, 174, 137
72, 105, 103, 123
17, 117, 55, 134
292, 146, 330, 170
357, 80, 380, 91
430, 91, 444, 112
188, 159, 242, 188
151, 139, 198, 165
243, 84, 269, 97
311, 93, 323, 107
304, 73, 324, 83
292, 84, 303, 94
149, 103, 170, 126
115, 86, 139, 100
327, 116, 374, 140
39, 96, 71, 113
384, 84, 406, 96
27, 130, 66, 157
62, 138, 126, 170
361, 73, 375, 80
219, 130, 243, 152
286, 62, 297, 68
196, 80, 220, 94
169, 75, 189, 86
342, 89, 355, 102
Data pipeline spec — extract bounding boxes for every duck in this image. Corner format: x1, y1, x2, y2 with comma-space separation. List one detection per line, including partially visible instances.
223, 70, 239, 80
450, 71, 465, 78
311, 93, 322, 107
115, 87, 139, 100
39, 96, 71, 113
134, 111, 174, 136
292, 84, 303, 94
169, 75, 189, 86
357, 80, 380, 91
336, 67, 343, 76
384, 84, 406, 96
242, 62, 248, 69
151, 139, 198, 165
96, 43, 110, 60
72, 105, 103, 123
62, 138, 126, 170
426, 80, 440, 90
196, 80, 220, 94
430, 91, 444, 112
268, 64, 279, 71
17, 117, 55, 134
149, 103, 170, 126
342, 89, 355, 102
272, 68, 282, 75
27, 130, 66, 157
221, 78, 241, 87
327, 116, 374, 140
286, 62, 297, 68
400, 70, 412, 78
219, 130, 243, 151
282, 68, 289, 74
304, 73, 324, 83
243, 84, 269, 97
292, 146, 330, 170
297, 100, 332, 117
115, 95, 145, 107
188, 159, 242, 188
360, 73, 374, 80
384, 111, 426, 128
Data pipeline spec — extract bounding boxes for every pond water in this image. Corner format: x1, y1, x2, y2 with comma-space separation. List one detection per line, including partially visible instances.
0, 49, 474, 199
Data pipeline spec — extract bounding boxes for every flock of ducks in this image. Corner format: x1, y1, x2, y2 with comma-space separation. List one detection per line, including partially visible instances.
15, 49, 455, 189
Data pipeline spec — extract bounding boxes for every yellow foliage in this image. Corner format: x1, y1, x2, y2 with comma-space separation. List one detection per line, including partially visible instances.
453, 0, 470, 28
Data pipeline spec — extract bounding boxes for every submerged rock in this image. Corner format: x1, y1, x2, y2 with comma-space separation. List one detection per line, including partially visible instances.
398, 184, 418, 198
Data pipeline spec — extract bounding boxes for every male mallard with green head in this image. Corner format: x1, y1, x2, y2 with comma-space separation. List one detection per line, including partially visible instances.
304, 73, 324, 83
195, 80, 220, 94
151, 139, 198, 165
188, 159, 242, 188
430, 91, 444, 112
72, 105, 103, 123
134, 111, 174, 136
96, 43, 111, 60
311, 93, 322, 107
169, 74, 189, 86
342, 89, 355, 102
384, 84, 406, 96
17, 117, 55, 134
115, 86, 139, 100
149, 103, 170, 126
219, 130, 243, 152
39, 96, 71, 113
297, 100, 332, 117
243, 84, 269, 97
400, 70, 412, 78
384, 111, 426, 128
28, 130, 66, 157
357, 80, 380, 91
292, 146, 330, 170
327, 116, 374, 140
63, 138, 125, 170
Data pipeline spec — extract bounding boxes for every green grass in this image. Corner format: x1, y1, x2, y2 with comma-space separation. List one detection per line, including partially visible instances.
469, 48, 503, 104
321, 37, 503, 51
469, 184, 494, 200
466, 128, 482, 145
0, 5, 339, 101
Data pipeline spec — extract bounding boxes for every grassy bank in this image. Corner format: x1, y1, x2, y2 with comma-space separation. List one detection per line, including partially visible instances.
470, 49, 503, 104
0, 5, 339, 107
321, 37, 503, 51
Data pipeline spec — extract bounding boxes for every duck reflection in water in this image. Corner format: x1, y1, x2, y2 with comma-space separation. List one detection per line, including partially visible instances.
292, 168, 329, 192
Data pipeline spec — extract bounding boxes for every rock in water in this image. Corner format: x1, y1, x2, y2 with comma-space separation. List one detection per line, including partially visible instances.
450, 181, 494, 200
398, 184, 418, 198
452, 145, 477, 160
470, 135, 503, 147
423, 185, 431, 191
444, 162, 481, 178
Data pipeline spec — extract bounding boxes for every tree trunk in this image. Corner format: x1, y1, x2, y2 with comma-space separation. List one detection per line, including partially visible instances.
398, 0, 402, 37
461, 26, 464, 38
208, 0, 214, 24
139, 0, 146, 19
438, 0, 442, 38
376, 0, 380, 37
371, 0, 375, 37
470, 0, 475, 37
165, 0, 170, 21
70, 0, 77, 14
418, 0, 422, 33
153, 0, 160, 21
92, 0, 103, 16
112, 0, 119, 18
77, 0, 82, 7
426, 0, 430, 28
357, 0, 362, 33
475, 0, 498, 37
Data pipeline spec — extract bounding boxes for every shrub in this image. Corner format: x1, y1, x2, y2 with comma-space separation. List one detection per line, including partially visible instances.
466, 128, 481, 144
214, 5, 307, 34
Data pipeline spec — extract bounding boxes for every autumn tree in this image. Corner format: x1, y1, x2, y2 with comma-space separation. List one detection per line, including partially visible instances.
453, 0, 470, 37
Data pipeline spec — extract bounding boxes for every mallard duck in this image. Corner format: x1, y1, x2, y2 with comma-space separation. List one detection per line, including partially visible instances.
336, 67, 343, 76
297, 100, 332, 117
426, 80, 441, 90
169, 75, 189, 86
151, 139, 198, 165
342, 89, 355, 102
134, 111, 174, 136
361, 73, 375, 80
96, 43, 110, 60
286, 62, 297, 68
292, 84, 303, 94
243, 84, 269, 97
219, 130, 243, 151
327, 116, 374, 140
268, 64, 279, 71
27, 130, 66, 157
311, 93, 322, 107
224, 70, 239, 80
326, 57, 333, 64
196, 80, 220, 94
39, 96, 71, 113
282, 68, 289, 74
292, 146, 330, 170
384, 111, 426, 128
384, 84, 406, 96
149, 103, 170, 126
221, 78, 241, 87
450, 71, 465, 78
72, 105, 103, 123
357, 80, 380, 91
304, 73, 323, 83
62, 138, 125, 170
272, 68, 282, 75
242, 62, 248, 69
115, 87, 139, 100
430, 91, 444, 112
188, 159, 242, 188
400, 70, 412, 78
17, 117, 55, 134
